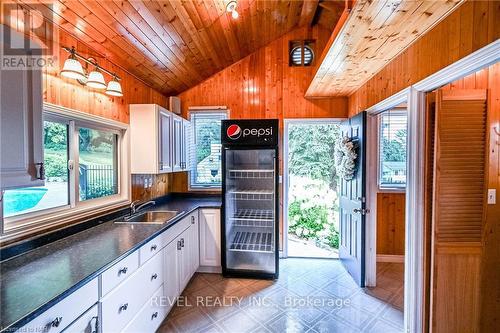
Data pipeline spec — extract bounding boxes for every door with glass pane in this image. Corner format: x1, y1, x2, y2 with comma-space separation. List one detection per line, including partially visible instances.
223, 148, 277, 275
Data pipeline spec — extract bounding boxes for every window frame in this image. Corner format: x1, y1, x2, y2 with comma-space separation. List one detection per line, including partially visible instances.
1, 103, 130, 240
188, 108, 228, 191
377, 109, 407, 191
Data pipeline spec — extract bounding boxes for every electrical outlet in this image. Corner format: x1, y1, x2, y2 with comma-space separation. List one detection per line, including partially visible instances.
488, 189, 496, 204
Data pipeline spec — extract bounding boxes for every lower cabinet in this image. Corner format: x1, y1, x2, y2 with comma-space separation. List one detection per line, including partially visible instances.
198, 209, 221, 272
17, 208, 216, 333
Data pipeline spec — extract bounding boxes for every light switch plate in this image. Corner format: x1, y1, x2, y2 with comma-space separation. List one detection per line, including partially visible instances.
488, 189, 496, 204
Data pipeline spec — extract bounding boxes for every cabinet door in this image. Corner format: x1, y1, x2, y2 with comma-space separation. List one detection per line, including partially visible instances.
61, 304, 98, 333
163, 239, 180, 314
172, 115, 183, 172
199, 209, 221, 267
181, 119, 191, 171
178, 228, 192, 291
158, 111, 173, 173
0, 48, 44, 189
188, 213, 200, 276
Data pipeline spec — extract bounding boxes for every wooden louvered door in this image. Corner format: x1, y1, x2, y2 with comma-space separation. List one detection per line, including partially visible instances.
430, 89, 487, 333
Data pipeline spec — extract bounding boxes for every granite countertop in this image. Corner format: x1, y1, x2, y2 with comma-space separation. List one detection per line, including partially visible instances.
0, 195, 221, 332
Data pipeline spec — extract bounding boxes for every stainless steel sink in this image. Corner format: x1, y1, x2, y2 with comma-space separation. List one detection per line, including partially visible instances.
115, 210, 183, 224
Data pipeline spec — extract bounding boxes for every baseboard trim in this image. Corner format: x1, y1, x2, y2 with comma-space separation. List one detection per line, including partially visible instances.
197, 266, 222, 273
377, 254, 405, 263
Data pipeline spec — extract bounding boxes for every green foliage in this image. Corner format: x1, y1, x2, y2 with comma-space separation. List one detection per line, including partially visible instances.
382, 129, 407, 162
326, 223, 339, 248
80, 183, 115, 201
288, 123, 340, 190
288, 200, 329, 239
44, 121, 67, 150
44, 151, 68, 180
78, 128, 115, 154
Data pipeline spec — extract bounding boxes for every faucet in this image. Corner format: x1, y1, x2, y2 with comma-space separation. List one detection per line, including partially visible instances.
129, 200, 156, 215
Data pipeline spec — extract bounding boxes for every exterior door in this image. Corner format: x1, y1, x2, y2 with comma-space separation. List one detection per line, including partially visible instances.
339, 111, 367, 287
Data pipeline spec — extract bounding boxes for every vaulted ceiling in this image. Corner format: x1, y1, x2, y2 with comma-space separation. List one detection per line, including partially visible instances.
11, 0, 343, 95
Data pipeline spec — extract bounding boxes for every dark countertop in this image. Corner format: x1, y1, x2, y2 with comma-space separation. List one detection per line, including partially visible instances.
0, 195, 221, 332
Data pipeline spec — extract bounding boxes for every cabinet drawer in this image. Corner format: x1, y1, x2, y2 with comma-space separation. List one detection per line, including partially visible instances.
101, 250, 139, 296
61, 304, 98, 333
163, 214, 191, 246
139, 234, 164, 265
20, 279, 98, 333
122, 284, 166, 333
100, 251, 163, 333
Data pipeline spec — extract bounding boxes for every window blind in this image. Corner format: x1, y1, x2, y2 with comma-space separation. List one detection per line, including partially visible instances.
379, 110, 407, 188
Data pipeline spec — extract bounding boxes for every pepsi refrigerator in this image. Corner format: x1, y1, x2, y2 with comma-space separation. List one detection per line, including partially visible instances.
221, 119, 279, 279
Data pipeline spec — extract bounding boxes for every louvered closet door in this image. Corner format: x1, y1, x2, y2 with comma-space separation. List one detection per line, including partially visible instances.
431, 89, 487, 333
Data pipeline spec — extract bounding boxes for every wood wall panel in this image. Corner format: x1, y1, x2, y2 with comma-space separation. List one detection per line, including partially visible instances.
439, 64, 500, 333
348, 1, 500, 116
376, 192, 405, 256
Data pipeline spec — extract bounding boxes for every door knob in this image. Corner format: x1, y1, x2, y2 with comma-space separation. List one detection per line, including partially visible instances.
353, 208, 370, 215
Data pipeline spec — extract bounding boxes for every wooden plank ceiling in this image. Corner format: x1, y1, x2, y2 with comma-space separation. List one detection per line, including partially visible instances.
306, 0, 464, 97
11, 0, 343, 95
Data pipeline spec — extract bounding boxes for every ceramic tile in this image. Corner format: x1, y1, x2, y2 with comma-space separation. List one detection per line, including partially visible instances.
266, 313, 310, 333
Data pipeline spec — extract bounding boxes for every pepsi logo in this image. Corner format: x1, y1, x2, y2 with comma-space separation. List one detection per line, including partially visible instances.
227, 124, 241, 139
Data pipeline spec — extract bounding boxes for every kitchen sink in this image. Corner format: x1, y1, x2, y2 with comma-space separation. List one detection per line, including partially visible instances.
115, 210, 183, 224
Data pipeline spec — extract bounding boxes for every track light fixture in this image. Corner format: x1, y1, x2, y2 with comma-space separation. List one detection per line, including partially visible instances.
60, 46, 123, 97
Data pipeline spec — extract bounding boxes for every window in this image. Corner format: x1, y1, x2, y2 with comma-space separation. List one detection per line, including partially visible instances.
3, 118, 70, 218
189, 111, 227, 189
379, 110, 407, 188
289, 40, 315, 66
2, 104, 128, 234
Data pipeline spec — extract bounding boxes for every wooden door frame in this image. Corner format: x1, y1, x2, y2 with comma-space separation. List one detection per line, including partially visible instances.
282, 118, 343, 258
364, 39, 499, 333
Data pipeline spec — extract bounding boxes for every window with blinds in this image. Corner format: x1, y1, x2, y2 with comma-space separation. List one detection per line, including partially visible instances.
189, 110, 227, 189
379, 110, 407, 188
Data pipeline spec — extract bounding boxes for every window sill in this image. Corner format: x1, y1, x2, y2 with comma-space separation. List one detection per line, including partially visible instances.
1, 197, 130, 245
378, 187, 406, 193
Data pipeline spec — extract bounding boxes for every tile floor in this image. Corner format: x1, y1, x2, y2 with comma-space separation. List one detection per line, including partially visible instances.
157, 259, 404, 333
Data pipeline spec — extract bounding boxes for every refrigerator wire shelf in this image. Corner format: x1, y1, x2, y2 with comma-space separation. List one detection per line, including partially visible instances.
230, 209, 274, 227
229, 169, 274, 179
229, 231, 274, 253
229, 189, 274, 201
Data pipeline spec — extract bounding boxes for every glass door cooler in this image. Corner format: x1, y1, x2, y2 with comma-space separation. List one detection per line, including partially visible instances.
221, 119, 279, 279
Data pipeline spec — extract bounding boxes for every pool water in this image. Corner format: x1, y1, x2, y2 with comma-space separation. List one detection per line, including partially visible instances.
3, 188, 48, 217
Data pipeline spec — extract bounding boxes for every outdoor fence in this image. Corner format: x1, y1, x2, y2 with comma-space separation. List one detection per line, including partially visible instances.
79, 164, 117, 200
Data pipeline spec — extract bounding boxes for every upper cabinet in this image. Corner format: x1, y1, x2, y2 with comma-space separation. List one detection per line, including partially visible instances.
0, 29, 44, 189
130, 104, 190, 174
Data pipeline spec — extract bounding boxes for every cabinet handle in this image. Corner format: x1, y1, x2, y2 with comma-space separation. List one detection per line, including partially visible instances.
151, 312, 158, 320
90, 316, 99, 333
191, 216, 195, 224
151, 273, 158, 280
35, 162, 45, 180
118, 267, 128, 275
51, 317, 62, 328
177, 240, 181, 250
119, 303, 129, 312
180, 238, 184, 247
151, 244, 157, 251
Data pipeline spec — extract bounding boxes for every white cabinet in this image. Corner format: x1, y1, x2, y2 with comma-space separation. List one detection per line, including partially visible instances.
130, 104, 173, 174
163, 238, 180, 314
188, 213, 200, 276
172, 114, 183, 172
181, 118, 191, 171
122, 285, 166, 333
0, 28, 44, 189
198, 209, 221, 272
61, 304, 98, 333
130, 104, 190, 174
19, 279, 98, 333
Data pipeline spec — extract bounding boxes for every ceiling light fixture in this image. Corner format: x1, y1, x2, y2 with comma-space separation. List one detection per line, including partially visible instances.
226, 1, 239, 19
60, 46, 123, 97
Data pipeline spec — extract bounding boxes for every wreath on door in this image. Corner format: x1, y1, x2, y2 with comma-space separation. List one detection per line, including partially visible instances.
334, 136, 358, 181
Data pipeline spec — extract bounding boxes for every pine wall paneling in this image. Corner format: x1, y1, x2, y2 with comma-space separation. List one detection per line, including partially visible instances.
376, 192, 405, 256
347, 0, 500, 116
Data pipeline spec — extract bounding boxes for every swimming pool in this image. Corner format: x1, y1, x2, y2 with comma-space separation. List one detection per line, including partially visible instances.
3, 188, 48, 217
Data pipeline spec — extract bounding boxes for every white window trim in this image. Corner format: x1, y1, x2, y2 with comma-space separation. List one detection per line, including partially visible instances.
187, 108, 228, 191
377, 109, 407, 192
1, 103, 130, 242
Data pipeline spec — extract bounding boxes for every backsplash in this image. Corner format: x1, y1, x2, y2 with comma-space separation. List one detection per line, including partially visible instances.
131, 174, 172, 201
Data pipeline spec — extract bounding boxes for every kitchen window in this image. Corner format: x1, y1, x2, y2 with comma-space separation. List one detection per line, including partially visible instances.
379, 110, 407, 189
2, 103, 129, 236
189, 110, 227, 189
